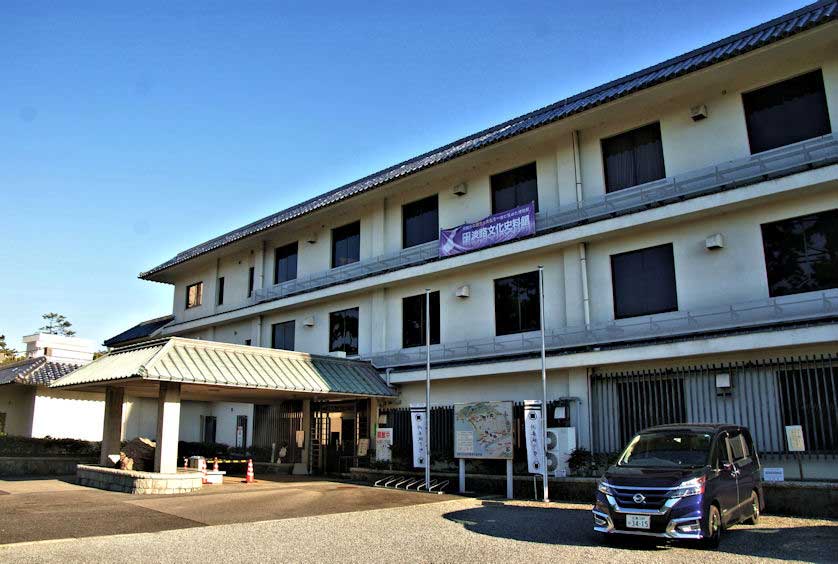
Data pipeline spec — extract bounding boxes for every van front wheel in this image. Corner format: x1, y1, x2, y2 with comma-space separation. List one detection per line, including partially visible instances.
701, 505, 722, 549
744, 491, 760, 525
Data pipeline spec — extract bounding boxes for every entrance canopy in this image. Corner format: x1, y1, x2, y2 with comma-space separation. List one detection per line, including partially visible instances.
50, 337, 396, 400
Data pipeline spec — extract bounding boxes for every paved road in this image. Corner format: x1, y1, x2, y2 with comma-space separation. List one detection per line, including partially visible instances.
1, 495, 835, 563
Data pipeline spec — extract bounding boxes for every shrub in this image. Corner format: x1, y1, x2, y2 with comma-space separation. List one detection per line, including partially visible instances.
566, 448, 619, 477
176, 441, 230, 460
0, 435, 100, 457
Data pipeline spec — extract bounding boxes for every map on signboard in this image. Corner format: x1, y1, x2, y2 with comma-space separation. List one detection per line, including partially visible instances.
454, 401, 514, 459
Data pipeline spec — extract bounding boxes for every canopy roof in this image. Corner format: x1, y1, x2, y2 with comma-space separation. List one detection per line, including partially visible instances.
50, 337, 395, 398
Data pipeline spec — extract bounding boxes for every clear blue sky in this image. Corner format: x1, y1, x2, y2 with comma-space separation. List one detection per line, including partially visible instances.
0, 0, 802, 350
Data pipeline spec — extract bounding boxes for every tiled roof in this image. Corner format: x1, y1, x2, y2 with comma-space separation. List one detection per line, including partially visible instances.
103, 315, 175, 348
140, 1, 837, 280
52, 337, 396, 398
0, 357, 82, 386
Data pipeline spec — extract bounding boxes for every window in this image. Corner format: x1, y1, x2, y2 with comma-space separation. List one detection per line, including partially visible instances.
402, 291, 440, 348
185, 282, 203, 309
777, 366, 838, 453
271, 320, 295, 351
332, 221, 360, 268
217, 277, 225, 306
711, 436, 731, 470
201, 415, 217, 443
244, 339, 251, 346
329, 307, 359, 355
611, 243, 677, 319
761, 209, 838, 297
491, 162, 539, 214
601, 122, 665, 193
0, 412, 6, 434
727, 432, 750, 463
274, 242, 298, 284
494, 271, 540, 336
743, 69, 831, 154
402, 195, 439, 249
247, 266, 255, 298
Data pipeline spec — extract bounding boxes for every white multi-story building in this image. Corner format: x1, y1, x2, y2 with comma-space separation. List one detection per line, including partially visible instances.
100, 2, 837, 478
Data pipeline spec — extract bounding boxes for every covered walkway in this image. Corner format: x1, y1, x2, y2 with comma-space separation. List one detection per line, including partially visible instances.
50, 337, 396, 474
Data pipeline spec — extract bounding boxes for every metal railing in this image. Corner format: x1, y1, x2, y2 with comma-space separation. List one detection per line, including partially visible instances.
368, 289, 838, 368
591, 354, 838, 458
251, 133, 838, 305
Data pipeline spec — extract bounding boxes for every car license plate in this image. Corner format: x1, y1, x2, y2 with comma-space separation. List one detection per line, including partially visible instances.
626, 514, 650, 529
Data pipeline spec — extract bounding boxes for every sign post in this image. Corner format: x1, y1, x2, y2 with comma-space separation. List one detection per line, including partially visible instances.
785, 425, 806, 480
454, 401, 514, 497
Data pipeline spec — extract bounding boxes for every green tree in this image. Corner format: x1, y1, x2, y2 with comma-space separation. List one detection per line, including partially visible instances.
0, 334, 23, 365
39, 313, 76, 337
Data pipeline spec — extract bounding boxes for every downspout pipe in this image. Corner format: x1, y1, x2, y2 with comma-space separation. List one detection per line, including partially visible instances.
571, 130, 592, 329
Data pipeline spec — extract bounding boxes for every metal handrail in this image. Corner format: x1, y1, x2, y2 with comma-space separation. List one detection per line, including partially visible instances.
368, 290, 838, 368
251, 133, 838, 305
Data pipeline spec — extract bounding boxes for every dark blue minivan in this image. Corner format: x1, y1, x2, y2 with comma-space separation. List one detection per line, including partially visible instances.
593, 424, 764, 548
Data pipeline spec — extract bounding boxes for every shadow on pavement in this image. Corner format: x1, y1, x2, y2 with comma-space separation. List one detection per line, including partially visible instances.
443, 501, 838, 562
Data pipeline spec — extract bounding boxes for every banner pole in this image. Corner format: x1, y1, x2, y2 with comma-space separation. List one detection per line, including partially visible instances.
425, 288, 432, 491
538, 266, 550, 503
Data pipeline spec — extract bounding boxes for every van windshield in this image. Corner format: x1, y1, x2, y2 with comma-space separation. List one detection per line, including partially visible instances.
618, 431, 712, 468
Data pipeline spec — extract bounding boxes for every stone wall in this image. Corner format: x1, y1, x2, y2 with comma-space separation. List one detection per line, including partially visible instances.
0, 456, 97, 477
76, 464, 203, 495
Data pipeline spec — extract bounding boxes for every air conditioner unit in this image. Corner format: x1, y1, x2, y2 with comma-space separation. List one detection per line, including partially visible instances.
690, 104, 708, 122
455, 285, 470, 298
545, 427, 577, 477
451, 182, 468, 197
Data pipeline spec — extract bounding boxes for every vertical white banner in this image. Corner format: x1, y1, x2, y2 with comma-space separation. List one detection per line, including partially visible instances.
410, 404, 427, 468
524, 400, 545, 474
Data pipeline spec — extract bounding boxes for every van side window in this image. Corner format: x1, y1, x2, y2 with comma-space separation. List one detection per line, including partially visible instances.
727, 432, 750, 464
712, 436, 730, 469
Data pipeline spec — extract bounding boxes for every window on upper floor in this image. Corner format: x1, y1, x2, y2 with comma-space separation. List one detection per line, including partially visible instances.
271, 320, 295, 351
274, 242, 298, 284
761, 208, 838, 298
602, 122, 666, 193
247, 266, 255, 298
402, 195, 439, 249
329, 307, 359, 356
244, 339, 252, 346
743, 69, 831, 154
611, 243, 678, 319
403, 291, 440, 348
217, 277, 225, 306
491, 162, 539, 214
186, 282, 203, 309
494, 271, 540, 336
332, 221, 360, 268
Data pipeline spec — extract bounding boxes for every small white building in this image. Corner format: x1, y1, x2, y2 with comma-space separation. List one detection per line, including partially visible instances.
1, 333, 254, 448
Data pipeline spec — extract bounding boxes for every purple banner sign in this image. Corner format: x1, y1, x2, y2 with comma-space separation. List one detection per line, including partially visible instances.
439, 202, 536, 257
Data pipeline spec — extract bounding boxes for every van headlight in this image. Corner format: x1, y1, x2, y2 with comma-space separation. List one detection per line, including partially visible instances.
597, 479, 612, 495
667, 476, 705, 498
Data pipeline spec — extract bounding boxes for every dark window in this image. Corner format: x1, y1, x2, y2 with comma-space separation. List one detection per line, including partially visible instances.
777, 366, 838, 453
601, 122, 666, 193
217, 277, 225, 306
402, 291, 440, 348
244, 339, 251, 346
271, 320, 296, 351
494, 271, 540, 336
247, 266, 255, 298
743, 69, 831, 154
329, 307, 359, 355
0, 412, 6, 434
274, 242, 298, 284
611, 243, 678, 319
185, 282, 203, 309
761, 209, 838, 297
202, 415, 217, 443
402, 195, 439, 249
727, 432, 749, 463
491, 162, 539, 214
711, 436, 731, 470
332, 221, 360, 268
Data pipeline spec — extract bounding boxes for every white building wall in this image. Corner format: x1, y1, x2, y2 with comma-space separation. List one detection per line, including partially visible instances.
0, 385, 35, 437
30, 389, 104, 441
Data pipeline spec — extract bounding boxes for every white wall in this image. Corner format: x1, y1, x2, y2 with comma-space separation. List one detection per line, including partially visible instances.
0, 385, 35, 436
30, 389, 104, 441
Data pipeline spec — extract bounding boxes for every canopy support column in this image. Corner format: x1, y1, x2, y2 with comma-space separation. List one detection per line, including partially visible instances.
154, 382, 181, 473
100, 386, 124, 466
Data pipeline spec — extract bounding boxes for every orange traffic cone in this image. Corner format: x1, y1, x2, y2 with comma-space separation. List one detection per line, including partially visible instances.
244, 458, 255, 483
183, 457, 188, 470
200, 458, 208, 484
213, 458, 219, 472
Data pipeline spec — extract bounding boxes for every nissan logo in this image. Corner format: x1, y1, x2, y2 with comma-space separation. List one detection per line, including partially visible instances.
633, 493, 646, 504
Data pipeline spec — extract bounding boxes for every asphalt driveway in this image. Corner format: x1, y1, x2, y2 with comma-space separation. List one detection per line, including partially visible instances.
0, 475, 455, 545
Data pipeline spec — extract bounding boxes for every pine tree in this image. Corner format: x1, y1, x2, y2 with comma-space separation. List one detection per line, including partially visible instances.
39, 313, 76, 337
